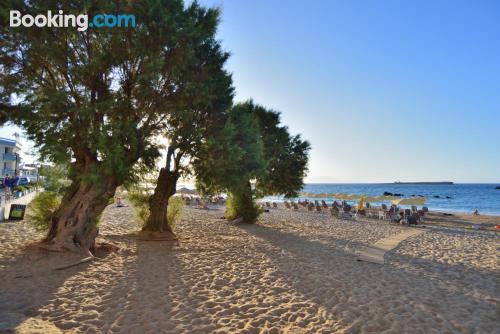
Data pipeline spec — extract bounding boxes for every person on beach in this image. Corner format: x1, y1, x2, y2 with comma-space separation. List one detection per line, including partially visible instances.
4, 175, 11, 195
116, 197, 127, 207
473, 209, 480, 215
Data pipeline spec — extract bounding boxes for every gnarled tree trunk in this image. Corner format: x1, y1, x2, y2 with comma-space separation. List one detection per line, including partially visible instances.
141, 146, 181, 239
143, 167, 178, 234
43, 152, 118, 254
43, 178, 117, 254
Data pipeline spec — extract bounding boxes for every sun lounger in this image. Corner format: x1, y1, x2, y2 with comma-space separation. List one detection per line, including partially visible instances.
339, 212, 355, 220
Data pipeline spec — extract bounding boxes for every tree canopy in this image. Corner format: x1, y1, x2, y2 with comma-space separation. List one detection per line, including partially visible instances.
195, 100, 311, 222
0, 0, 233, 251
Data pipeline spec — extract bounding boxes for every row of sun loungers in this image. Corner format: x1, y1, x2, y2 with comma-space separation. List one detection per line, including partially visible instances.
261, 200, 428, 225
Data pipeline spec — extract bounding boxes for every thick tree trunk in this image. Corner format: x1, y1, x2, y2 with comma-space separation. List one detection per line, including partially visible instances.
142, 167, 178, 234
43, 178, 117, 254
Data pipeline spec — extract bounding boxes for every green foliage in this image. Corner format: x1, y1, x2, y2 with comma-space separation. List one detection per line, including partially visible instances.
166, 197, 184, 230
195, 100, 310, 222
127, 187, 183, 229
225, 187, 261, 223
1, 0, 231, 194
39, 164, 70, 195
127, 187, 151, 226
194, 102, 266, 196
26, 192, 61, 231
12, 185, 26, 193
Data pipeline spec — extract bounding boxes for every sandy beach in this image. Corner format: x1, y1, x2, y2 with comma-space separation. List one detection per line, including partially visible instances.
0, 203, 499, 333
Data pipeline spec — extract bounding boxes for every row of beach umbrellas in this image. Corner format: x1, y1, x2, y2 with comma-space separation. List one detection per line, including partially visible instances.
299, 192, 427, 206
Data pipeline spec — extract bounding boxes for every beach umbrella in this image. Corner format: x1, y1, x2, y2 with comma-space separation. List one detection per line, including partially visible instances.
177, 187, 197, 195
380, 195, 400, 201
356, 197, 366, 210
391, 197, 426, 206
362, 196, 383, 202
335, 193, 353, 200
347, 194, 364, 200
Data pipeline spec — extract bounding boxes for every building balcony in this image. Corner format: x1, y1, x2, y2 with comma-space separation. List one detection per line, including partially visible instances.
2, 153, 18, 161
1, 168, 16, 177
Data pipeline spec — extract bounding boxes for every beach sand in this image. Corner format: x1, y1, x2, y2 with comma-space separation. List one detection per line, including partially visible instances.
0, 203, 498, 333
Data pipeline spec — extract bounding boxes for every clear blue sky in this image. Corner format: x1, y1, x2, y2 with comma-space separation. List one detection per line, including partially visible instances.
2, 0, 499, 183
195, 0, 500, 183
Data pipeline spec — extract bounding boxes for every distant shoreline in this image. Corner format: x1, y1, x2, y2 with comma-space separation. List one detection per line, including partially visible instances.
393, 181, 454, 185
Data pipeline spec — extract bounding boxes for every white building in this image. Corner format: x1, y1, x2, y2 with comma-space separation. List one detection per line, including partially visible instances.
0, 137, 22, 178
20, 163, 41, 182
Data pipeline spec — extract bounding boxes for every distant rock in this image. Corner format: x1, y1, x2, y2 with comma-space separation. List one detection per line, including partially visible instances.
383, 192, 403, 197
495, 186, 500, 190
434, 195, 440, 198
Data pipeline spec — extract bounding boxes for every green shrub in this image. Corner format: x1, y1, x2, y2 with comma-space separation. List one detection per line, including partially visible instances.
225, 192, 261, 222
26, 192, 61, 231
12, 186, 28, 194
126, 187, 150, 226
166, 196, 184, 230
127, 188, 184, 230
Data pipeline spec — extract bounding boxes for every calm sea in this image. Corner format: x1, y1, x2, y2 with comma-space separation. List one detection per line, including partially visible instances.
264, 183, 500, 215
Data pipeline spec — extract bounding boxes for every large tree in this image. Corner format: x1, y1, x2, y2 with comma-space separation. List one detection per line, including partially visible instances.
0, 0, 229, 252
195, 101, 311, 222
143, 5, 234, 236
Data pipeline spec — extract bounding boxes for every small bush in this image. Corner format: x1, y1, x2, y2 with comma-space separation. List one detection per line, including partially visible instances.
26, 192, 61, 231
126, 188, 150, 226
166, 196, 184, 230
225, 192, 260, 222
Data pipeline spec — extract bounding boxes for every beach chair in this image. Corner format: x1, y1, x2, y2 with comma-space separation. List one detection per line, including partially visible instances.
417, 210, 425, 223
315, 205, 322, 212
266, 202, 271, 208
292, 202, 299, 210
422, 206, 429, 213
411, 205, 418, 213
273, 202, 278, 208
284, 201, 291, 209
381, 204, 388, 210
330, 206, 340, 217
322, 200, 328, 209
307, 203, 314, 211
338, 207, 355, 220
385, 206, 398, 221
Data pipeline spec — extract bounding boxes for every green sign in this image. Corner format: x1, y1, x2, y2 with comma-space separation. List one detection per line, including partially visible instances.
9, 204, 26, 220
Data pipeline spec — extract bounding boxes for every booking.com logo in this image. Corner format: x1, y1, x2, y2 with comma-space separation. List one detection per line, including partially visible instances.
10, 10, 136, 31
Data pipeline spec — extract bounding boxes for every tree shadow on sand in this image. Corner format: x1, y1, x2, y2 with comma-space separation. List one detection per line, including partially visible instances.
237, 223, 498, 333
0, 245, 103, 332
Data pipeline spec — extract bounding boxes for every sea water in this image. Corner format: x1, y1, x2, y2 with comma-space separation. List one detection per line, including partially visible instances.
264, 183, 500, 215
